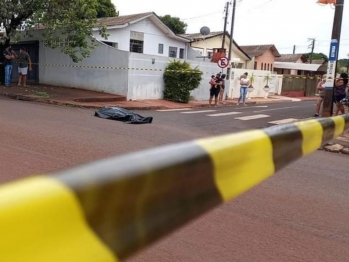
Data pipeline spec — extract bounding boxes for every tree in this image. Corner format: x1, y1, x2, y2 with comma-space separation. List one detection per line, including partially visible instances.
338, 59, 349, 73
159, 15, 187, 35
0, 0, 109, 62
163, 60, 202, 103
96, 0, 118, 18
305, 52, 329, 63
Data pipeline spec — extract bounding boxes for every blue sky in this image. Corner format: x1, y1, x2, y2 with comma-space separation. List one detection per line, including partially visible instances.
113, 0, 349, 58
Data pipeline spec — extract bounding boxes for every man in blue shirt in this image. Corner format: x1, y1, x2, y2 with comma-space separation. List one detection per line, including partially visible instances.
3, 45, 18, 87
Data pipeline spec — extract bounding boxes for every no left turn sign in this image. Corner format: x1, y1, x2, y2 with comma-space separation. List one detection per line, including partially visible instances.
217, 57, 229, 68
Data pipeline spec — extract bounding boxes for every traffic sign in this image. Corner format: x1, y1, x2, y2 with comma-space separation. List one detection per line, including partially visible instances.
217, 57, 229, 68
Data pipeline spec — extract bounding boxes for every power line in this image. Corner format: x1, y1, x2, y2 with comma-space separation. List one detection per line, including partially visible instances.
181, 11, 222, 21
246, 0, 273, 12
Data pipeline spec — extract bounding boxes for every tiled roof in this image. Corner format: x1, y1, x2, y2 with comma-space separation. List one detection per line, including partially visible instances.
96, 12, 153, 27
179, 31, 224, 40
308, 59, 325, 65
179, 31, 251, 60
32, 12, 154, 30
275, 54, 307, 63
240, 44, 281, 58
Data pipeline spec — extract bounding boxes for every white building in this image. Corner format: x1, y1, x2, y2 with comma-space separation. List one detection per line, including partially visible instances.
92, 12, 190, 59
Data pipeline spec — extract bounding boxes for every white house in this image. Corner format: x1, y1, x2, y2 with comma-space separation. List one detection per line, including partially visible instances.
92, 12, 190, 59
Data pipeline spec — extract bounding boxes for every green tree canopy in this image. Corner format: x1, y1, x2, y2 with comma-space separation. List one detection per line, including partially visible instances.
305, 52, 329, 62
0, 0, 110, 62
159, 15, 187, 35
96, 0, 118, 18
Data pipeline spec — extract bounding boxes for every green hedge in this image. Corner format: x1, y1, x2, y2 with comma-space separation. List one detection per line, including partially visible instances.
163, 60, 203, 103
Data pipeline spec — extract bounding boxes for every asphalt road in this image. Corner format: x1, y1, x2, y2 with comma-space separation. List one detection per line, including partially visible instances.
1, 97, 349, 262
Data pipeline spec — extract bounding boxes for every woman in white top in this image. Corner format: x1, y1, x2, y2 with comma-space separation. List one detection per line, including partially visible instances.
314, 74, 326, 117
237, 72, 250, 106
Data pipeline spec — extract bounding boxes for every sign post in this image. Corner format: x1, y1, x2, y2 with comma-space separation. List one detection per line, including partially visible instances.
217, 57, 229, 69
322, 39, 339, 117
321, 0, 344, 117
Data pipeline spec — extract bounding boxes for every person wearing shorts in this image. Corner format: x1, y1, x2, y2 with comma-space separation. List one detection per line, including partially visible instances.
209, 73, 222, 107
219, 74, 226, 104
17, 47, 32, 87
334, 72, 348, 116
314, 74, 326, 117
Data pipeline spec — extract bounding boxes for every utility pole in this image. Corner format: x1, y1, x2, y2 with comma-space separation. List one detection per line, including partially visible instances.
227, 0, 237, 81
308, 38, 316, 64
347, 53, 349, 73
293, 45, 296, 54
221, 1, 230, 50
228, 0, 237, 63
322, 0, 345, 117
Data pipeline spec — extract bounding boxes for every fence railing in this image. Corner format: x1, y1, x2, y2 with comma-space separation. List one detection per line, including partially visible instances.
0, 115, 348, 262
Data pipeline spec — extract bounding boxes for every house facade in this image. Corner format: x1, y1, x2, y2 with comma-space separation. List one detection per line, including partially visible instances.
179, 31, 251, 68
92, 12, 190, 59
240, 45, 281, 72
274, 54, 308, 75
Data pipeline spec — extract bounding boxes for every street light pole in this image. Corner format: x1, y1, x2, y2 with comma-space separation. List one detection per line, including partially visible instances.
322, 0, 345, 117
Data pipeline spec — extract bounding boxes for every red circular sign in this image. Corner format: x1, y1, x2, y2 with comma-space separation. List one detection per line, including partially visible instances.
217, 57, 229, 68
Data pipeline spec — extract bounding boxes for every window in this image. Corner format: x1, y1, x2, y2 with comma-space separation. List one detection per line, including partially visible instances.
103, 41, 118, 49
267, 64, 270, 71
254, 62, 257, 70
158, 44, 164, 54
130, 40, 144, 53
264, 63, 266, 70
271, 65, 273, 72
169, 46, 177, 58
261, 63, 264, 70
179, 48, 185, 59
207, 49, 213, 58
237, 63, 244, 69
130, 31, 144, 53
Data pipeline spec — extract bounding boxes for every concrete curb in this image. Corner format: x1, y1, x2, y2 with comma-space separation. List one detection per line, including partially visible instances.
0, 92, 306, 111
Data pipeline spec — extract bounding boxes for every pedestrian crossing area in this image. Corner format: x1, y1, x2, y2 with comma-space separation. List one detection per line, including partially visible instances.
156, 107, 314, 125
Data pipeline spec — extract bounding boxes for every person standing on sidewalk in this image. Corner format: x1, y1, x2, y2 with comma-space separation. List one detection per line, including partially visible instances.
237, 72, 250, 106
209, 73, 222, 107
334, 72, 348, 116
17, 47, 32, 87
3, 45, 17, 87
314, 74, 326, 117
219, 74, 226, 104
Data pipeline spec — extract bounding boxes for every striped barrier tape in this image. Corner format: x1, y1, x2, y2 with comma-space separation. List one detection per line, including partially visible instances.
0, 61, 325, 79
0, 115, 348, 262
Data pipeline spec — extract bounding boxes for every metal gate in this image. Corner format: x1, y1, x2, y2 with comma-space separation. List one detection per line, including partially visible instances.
281, 75, 320, 97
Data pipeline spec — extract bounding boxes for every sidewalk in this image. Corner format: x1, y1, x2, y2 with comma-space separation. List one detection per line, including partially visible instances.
0, 84, 318, 110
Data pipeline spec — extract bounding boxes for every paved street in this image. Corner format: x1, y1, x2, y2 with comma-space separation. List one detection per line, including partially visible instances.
1, 97, 349, 262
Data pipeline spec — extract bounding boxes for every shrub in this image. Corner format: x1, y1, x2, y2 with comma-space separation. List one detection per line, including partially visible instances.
163, 60, 203, 103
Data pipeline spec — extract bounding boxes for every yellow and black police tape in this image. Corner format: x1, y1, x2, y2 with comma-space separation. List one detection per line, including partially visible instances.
0, 114, 348, 262
0, 61, 325, 80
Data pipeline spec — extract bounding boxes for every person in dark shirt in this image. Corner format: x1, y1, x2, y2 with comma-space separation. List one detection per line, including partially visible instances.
334, 72, 348, 116
209, 73, 222, 107
3, 45, 18, 87
17, 47, 32, 87
219, 74, 226, 104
